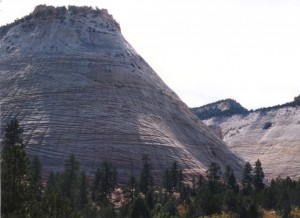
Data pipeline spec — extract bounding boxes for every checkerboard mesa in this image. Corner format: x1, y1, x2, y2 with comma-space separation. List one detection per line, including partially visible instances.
0, 6, 243, 183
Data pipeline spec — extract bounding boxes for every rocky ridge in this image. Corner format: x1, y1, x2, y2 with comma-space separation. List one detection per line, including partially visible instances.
192, 99, 248, 120
195, 98, 300, 180
0, 6, 243, 182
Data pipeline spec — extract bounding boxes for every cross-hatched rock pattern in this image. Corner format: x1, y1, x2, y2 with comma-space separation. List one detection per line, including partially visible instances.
0, 6, 243, 182
203, 106, 300, 180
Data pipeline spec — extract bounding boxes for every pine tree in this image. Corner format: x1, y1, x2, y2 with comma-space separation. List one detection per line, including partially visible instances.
93, 160, 117, 203
253, 159, 265, 191
163, 168, 172, 192
170, 161, 183, 191
1, 119, 30, 216
46, 171, 60, 193
242, 162, 253, 195
139, 155, 154, 195
163, 161, 183, 192
92, 168, 101, 201
127, 174, 138, 203
206, 162, 222, 193
61, 154, 80, 208
129, 195, 150, 218
225, 165, 239, 193
197, 174, 205, 191
206, 162, 221, 182
29, 156, 43, 199
26, 156, 44, 217
78, 171, 88, 208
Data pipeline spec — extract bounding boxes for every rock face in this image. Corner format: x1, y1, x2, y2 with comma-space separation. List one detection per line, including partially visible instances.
196, 100, 300, 180
0, 6, 243, 182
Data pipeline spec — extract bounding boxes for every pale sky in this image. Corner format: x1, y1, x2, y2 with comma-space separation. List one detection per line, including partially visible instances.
1, 0, 300, 109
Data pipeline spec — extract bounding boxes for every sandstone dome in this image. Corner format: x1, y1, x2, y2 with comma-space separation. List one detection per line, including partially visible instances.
0, 5, 243, 182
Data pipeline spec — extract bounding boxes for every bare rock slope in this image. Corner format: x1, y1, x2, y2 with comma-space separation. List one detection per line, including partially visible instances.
0, 6, 243, 182
195, 99, 300, 180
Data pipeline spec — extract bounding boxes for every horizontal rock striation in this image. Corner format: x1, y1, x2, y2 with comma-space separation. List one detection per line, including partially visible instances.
0, 6, 243, 183
203, 106, 300, 180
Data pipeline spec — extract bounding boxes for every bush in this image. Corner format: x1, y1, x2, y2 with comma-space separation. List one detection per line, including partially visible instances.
263, 122, 272, 130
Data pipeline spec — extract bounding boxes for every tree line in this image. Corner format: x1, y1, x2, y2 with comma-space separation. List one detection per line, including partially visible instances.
1, 119, 300, 217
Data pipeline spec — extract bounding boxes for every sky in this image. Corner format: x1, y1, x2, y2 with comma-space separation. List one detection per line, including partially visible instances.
0, 0, 300, 109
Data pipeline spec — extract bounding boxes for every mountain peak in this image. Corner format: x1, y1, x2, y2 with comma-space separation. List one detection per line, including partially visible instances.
192, 99, 248, 120
0, 5, 122, 58
0, 6, 243, 182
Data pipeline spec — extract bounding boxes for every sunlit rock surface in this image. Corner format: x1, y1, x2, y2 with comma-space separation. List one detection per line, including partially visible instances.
0, 6, 243, 182
203, 105, 300, 180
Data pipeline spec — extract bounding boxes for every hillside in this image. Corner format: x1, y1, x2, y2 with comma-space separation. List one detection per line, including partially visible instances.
194, 97, 300, 180
0, 5, 243, 182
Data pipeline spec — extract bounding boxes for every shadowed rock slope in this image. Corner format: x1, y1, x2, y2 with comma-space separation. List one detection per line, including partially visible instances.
195, 98, 300, 180
0, 5, 243, 182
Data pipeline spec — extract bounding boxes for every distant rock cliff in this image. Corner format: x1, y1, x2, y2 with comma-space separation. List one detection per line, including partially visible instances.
194, 97, 300, 180
0, 5, 243, 182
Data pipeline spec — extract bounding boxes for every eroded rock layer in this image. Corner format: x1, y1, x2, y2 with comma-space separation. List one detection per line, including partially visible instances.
0, 6, 243, 182
203, 107, 300, 180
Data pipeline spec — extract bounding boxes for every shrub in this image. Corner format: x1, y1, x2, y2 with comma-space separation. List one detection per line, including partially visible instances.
263, 122, 272, 130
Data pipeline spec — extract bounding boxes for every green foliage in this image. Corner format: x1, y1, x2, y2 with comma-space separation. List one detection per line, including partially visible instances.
192, 99, 249, 120
206, 162, 221, 182
139, 155, 154, 195
206, 162, 222, 193
295, 94, 300, 105
253, 159, 265, 191
225, 165, 239, 193
125, 174, 138, 203
242, 162, 253, 195
129, 195, 150, 218
193, 95, 300, 121
2, 121, 300, 217
78, 171, 88, 208
163, 161, 183, 192
263, 121, 272, 130
92, 160, 117, 203
1, 119, 30, 216
61, 154, 80, 207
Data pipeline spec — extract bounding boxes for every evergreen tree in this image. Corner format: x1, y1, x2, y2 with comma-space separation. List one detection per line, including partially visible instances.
42, 190, 72, 218
253, 159, 265, 191
93, 160, 117, 203
129, 195, 150, 218
78, 171, 88, 208
163, 168, 172, 192
206, 162, 221, 182
46, 171, 60, 193
127, 174, 138, 203
225, 165, 239, 193
242, 162, 253, 195
26, 156, 44, 217
170, 161, 183, 191
197, 174, 206, 191
61, 154, 80, 208
278, 192, 291, 218
29, 156, 43, 200
139, 155, 154, 195
145, 189, 155, 210
163, 161, 183, 192
92, 168, 101, 201
206, 162, 222, 193
1, 119, 30, 216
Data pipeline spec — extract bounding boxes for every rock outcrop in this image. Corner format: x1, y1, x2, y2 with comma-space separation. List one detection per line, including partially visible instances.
192, 99, 248, 120
0, 6, 243, 182
196, 99, 300, 180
